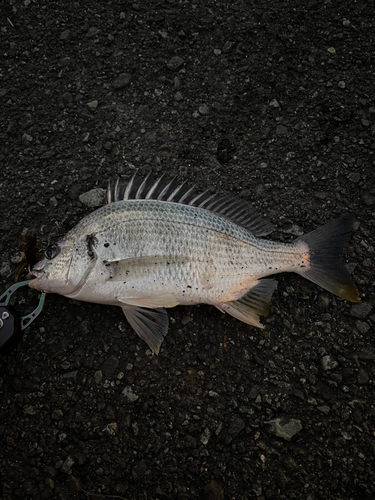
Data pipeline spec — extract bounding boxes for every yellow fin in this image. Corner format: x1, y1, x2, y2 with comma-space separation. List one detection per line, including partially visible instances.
216, 279, 277, 328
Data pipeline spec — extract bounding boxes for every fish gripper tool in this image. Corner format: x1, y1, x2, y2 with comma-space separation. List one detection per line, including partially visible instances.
0, 281, 46, 353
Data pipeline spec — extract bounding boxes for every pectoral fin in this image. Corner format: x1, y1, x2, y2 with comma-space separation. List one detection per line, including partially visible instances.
118, 294, 179, 309
121, 305, 168, 354
216, 279, 277, 328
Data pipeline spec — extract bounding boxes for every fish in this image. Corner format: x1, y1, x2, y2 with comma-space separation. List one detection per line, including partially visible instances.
29, 172, 360, 354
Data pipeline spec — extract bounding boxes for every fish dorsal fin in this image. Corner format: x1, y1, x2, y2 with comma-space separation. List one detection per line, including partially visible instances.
107, 173, 274, 236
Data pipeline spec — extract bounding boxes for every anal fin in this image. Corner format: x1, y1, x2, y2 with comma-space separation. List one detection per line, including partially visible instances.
216, 279, 277, 328
121, 305, 168, 354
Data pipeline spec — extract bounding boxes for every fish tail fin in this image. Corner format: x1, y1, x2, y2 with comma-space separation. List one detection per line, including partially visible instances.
295, 214, 360, 302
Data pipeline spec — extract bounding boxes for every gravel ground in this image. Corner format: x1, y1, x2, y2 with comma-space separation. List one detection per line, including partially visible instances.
1, 1, 374, 499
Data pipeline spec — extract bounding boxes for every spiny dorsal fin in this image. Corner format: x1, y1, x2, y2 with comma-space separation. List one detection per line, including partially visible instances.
107, 172, 274, 237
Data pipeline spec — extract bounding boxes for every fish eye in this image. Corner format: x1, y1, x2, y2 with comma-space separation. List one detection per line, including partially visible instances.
44, 244, 60, 260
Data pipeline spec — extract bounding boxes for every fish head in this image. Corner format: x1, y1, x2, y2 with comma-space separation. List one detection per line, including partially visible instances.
29, 235, 93, 294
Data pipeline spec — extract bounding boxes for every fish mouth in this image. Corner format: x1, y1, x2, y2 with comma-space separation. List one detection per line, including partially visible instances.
29, 269, 45, 279
28, 268, 47, 291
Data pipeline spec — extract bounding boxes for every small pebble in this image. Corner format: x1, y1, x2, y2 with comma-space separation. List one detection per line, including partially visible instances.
266, 418, 302, 440
81, 132, 90, 142
11, 253, 23, 264
167, 56, 184, 70
321, 313, 332, 321
94, 370, 103, 384
204, 481, 224, 500
200, 428, 211, 445
60, 30, 70, 41
103, 422, 118, 436
52, 409, 63, 420
61, 456, 74, 474
45, 478, 54, 489
79, 188, 106, 208
122, 386, 139, 402
358, 368, 369, 385
228, 417, 245, 436
112, 73, 132, 89
350, 303, 372, 319
24, 406, 36, 415
321, 355, 338, 371
50, 196, 58, 207
86, 27, 100, 37
317, 405, 330, 414
100, 355, 119, 376
87, 100, 98, 109
356, 349, 375, 361
22, 133, 33, 143
276, 124, 288, 135
199, 104, 209, 115
222, 40, 235, 53
355, 320, 370, 334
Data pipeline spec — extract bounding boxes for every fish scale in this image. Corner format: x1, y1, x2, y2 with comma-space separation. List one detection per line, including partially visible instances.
66, 200, 300, 305
29, 173, 360, 354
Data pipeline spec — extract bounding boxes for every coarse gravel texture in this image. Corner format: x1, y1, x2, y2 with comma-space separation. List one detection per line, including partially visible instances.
0, 1, 374, 499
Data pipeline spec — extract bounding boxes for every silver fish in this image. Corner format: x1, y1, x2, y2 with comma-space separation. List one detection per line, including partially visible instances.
30, 172, 360, 354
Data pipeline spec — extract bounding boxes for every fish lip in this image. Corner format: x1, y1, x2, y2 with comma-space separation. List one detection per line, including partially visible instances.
28, 269, 47, 291
28, 269, 44, 279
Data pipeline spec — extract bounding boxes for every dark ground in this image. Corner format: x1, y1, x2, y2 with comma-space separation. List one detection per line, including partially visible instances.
0, 0, 374, 499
